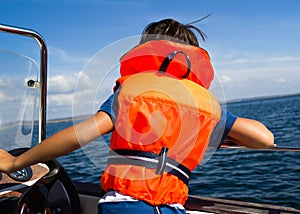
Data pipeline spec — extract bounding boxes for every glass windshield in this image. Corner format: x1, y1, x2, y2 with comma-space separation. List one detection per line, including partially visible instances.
0, 50, 38, 151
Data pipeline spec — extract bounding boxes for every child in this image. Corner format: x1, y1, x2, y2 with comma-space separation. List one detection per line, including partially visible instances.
0, 18, 274, 214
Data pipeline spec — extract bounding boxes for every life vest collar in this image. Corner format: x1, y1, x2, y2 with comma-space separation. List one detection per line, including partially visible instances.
119, 40, 214, 89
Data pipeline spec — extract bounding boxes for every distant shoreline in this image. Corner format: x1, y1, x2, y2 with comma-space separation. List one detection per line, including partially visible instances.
47, 92, 300, 123
224, 92, 300, 104
46, 115, 89, 124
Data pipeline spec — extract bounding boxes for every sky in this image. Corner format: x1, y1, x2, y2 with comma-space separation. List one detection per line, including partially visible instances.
1, 0, 300, 119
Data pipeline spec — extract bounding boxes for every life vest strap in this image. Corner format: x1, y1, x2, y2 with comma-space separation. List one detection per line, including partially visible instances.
158, 50, 191, 78
156, 147, 168, 175
107, 149, 191, 185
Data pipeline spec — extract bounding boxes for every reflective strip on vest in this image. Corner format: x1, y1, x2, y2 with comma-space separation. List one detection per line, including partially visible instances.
108, 149, 191, 185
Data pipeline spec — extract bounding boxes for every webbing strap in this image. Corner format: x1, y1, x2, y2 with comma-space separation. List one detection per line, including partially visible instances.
107, 149, 191, 185
158, 50, 191, 78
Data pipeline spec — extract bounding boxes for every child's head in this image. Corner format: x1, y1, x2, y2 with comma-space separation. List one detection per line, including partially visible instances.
140, 18, 207, 47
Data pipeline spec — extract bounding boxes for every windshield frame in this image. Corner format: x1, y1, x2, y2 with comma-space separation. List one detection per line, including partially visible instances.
0, 23, 48, 143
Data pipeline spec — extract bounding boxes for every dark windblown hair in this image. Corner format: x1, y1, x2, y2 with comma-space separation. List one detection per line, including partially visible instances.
139, 16, 210, 47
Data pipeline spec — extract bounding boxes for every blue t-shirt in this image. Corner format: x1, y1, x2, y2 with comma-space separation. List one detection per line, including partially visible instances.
99, 93, 237, 147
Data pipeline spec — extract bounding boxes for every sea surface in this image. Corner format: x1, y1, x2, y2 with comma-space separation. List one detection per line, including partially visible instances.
46, 94, 300, 210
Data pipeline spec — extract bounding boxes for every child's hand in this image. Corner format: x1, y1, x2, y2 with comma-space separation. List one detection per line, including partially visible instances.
0, 149, 16, 173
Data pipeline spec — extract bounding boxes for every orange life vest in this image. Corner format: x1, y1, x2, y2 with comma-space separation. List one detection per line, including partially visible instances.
100, 40, 221, 206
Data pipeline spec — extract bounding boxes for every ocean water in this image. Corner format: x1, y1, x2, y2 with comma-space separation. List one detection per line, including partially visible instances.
46, 94, 300, 210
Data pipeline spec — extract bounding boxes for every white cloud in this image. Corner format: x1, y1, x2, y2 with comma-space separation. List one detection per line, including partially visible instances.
44, 36, 139, 118
224, 58, 249, 65
44, 46, 94, 118
214, 50, 300, 67
265, 56, 300, 63
210, 50, 300, 100
219, 75, 233, 84
275, 78, 289, 83
48, 93, 74, 106
0, 91, 5, 101
46, 66, 116, 118
48, 74, 77, 94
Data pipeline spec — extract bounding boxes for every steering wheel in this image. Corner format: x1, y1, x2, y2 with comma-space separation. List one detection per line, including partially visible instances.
4, 148, 81, 214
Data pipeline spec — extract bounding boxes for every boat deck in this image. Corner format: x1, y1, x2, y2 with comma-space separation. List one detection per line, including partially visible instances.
74, 181, 300, 214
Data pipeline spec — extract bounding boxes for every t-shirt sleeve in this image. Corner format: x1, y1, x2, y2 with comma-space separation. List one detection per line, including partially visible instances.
209, 109, 238, 149
98, 93, 116, 122
224, 111, 238, 138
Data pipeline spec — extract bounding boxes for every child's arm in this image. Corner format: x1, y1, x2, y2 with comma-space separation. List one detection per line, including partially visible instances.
0, 111, 113, 173
227, 117, 275, 149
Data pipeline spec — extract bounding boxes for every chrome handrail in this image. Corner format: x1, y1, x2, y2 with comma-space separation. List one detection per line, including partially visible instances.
0, 23, 47, 143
